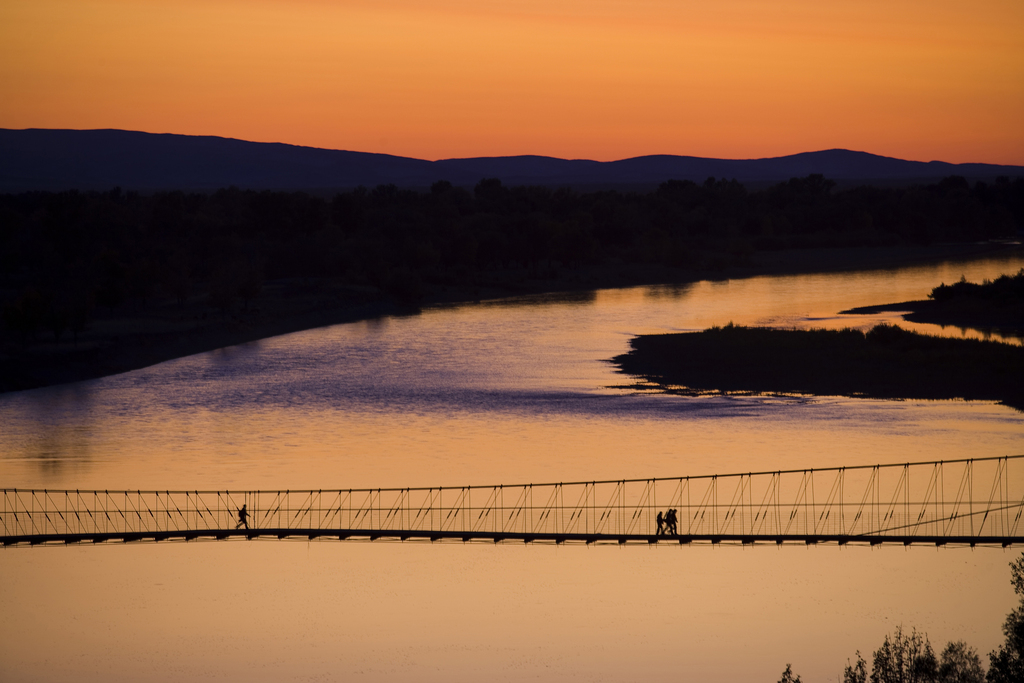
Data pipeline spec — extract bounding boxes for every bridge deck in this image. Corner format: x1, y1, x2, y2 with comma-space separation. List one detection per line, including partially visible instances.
3, 529, 1018, 547
4, 455, 1023, 549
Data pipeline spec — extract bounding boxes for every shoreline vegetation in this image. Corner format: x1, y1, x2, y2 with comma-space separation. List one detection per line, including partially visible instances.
612, 323, 1024, 411
1, 174, 1022, 392
842, 268, 1024, 338
783, 552, 1024, 683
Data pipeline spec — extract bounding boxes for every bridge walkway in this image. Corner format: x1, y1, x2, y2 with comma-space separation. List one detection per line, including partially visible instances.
4, 456, 1023, 548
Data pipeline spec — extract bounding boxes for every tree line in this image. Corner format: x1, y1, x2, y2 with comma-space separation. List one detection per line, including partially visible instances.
1, 174, 1022, 343
929, 269, 1024, 304
779, 552, 1024, 683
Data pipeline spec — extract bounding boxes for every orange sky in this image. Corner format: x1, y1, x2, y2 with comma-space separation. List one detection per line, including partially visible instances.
1, 0, 1022, 163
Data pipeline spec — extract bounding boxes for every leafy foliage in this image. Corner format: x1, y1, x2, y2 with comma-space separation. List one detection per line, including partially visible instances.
778, 663, 803, 683
937, 642, 984, 683
987, 553, 1024, 683
835, 632, 984, 683
929, 270, 1024, 304
829, 554, 1024, 683
870, 626, 936, 683
845, 652, 869, 683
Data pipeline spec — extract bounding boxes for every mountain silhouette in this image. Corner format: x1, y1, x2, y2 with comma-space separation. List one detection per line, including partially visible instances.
1, 128, 1021, 192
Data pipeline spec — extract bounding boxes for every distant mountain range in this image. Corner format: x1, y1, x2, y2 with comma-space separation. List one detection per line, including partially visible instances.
2, 128, 1022, 192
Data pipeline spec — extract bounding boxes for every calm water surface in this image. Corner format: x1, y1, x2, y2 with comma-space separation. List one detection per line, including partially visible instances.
2, 254, 1023, 682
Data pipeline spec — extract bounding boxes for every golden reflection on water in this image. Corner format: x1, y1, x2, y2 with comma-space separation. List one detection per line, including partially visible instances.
1, 254, 1023, 681
2, 394, 1021, 491
0, 542, 1013, 683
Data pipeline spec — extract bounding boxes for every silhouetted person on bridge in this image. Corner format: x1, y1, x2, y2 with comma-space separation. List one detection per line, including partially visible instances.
665, 509, 678, 536
236, 504, 249, 530
656, 511, 665, 535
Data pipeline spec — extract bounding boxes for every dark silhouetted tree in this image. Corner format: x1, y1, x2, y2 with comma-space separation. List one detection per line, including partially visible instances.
474, 177, 507, 205
778, 663, 802, 683
845, 652, 868, 683
937, 642, 984, 683
871, 626, 937, 683
987, 553, 1024, 683
431, 180, 453, 195
845, 634, 986, 683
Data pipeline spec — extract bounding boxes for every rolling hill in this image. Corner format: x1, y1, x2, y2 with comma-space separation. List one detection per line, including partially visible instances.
2, 128, 1021, 192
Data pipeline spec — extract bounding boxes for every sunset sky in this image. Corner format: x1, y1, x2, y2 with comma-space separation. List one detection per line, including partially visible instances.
1, 0, 1022, 163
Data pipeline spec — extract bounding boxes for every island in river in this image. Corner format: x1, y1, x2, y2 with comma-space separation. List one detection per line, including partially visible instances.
612, 323, 1024, 411
842, 268, 1024, 339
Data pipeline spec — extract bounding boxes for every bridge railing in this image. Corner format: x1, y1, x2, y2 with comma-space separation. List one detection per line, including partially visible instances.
3, 456, 1023, 544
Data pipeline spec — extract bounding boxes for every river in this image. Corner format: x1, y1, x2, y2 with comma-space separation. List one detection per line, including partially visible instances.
1, 253, 1022, 682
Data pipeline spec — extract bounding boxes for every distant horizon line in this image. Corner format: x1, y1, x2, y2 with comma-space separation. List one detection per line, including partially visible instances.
8, 126, 1021, 169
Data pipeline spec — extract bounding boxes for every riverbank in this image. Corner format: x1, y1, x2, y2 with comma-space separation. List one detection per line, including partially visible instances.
612, 324, 1024, 411
842, 267, 1024, 338
1, 241, 1020, 393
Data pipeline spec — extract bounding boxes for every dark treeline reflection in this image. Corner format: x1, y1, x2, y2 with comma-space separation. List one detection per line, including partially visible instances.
781, 553, 1024, 683
1, 174, 1022, 341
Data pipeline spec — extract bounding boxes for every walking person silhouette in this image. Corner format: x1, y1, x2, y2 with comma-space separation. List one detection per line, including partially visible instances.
665, 508, 678, 536
656, 510, 665, 535
236, 503, 249, 530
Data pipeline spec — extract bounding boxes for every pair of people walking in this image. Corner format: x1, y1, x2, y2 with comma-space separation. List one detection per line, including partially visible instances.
656, 508, 678, 536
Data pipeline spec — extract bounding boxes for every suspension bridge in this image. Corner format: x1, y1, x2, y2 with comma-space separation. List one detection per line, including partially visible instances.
3, 456, 1024, 547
